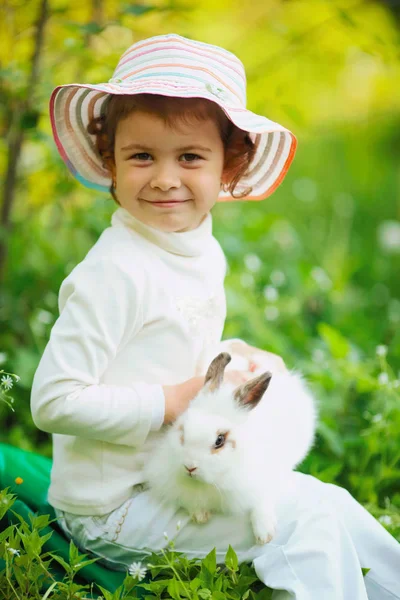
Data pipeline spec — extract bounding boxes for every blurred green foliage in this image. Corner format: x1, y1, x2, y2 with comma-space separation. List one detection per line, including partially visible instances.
0, 0, 399, 541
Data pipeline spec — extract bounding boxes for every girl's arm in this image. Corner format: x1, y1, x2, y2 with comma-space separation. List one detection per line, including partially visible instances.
217, 339, 287, 374
31, 258, 167, 447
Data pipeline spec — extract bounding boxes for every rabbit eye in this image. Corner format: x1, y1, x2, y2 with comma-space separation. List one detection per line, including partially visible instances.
214, 433, 226, 449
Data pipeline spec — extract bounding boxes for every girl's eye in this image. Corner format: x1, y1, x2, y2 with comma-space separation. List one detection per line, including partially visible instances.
131, 153, 152, 161
181, 153, 202, 162
214, 433, 226, 449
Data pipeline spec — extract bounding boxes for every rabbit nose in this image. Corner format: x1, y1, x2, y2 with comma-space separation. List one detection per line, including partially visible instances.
185, 466, 197, 474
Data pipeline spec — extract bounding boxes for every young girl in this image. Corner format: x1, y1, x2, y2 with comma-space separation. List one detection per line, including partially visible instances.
31, 33, 399, 599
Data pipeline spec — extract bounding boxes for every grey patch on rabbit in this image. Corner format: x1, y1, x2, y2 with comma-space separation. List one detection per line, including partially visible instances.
143, 352, 318, 545
204, 351, 232, 392
234, 371, 272, 409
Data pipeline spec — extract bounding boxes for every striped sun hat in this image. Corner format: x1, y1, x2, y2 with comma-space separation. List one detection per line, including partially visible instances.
50, 33, 297, 202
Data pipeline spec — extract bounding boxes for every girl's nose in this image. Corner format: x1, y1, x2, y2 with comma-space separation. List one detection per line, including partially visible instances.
150, 167, 180, 191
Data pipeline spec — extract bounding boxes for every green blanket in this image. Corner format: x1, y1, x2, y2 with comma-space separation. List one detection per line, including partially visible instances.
0, 442, 137, 594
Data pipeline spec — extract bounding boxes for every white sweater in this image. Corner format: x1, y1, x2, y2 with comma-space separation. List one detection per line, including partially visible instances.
31, 207, 229, 515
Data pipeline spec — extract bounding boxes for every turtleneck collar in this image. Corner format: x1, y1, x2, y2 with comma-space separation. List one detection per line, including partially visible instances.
111, 207, 213, 257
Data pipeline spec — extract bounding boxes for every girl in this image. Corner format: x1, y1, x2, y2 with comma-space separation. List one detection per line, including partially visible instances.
31, 33, 400, 599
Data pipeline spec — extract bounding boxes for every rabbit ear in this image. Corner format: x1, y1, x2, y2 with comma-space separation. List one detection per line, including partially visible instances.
204, 352, 232, 392
234, 372, 272, 410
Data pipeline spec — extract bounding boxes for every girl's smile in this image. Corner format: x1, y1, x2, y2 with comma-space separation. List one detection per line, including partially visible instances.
140, 198, 192, 208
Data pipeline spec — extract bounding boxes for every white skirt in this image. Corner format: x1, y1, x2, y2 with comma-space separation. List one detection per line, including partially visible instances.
55, 472, 400, 600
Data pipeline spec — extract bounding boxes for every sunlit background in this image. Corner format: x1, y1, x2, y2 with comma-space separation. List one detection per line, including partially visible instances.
1, 0, 399, 536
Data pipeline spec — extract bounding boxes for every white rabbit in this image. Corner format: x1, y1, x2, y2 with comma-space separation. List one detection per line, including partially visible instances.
143, 352, 318, 545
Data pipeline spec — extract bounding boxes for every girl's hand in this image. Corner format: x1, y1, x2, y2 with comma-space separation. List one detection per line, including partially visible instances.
223, 369, 255, 386
163, 376, 205, 423
226, 340, 287, 374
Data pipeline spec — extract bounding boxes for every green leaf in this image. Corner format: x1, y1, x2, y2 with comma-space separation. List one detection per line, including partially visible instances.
211, 592, 226, 600
362, 567, 371, 576
40, 581, 59, 600
318, 323, 350, 359
225, 545, 238, 572
252, 588, 273, 600
0, 525, 16, 543
122, 4, 157, 16
21, 110, 40, 130
30, 514, 53, 530
190, 577, 201, 591
65, 21, 103, 35
49, 552, 71, 574
203, 547, 217, 575
74, 556, 100, 572
316, 422, 345, 458
138, 579, 169, 594
336, 8, 357, 28
167, 577, 184, 600
96, 586, 116, 600
312, 460, 343, 482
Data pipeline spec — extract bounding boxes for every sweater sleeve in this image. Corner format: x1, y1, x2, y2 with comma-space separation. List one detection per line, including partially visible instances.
30, 258, 165, 447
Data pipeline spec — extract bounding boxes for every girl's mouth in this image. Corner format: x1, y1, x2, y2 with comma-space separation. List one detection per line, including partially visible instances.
150, 201, 188, 208
141, 198, 191, 208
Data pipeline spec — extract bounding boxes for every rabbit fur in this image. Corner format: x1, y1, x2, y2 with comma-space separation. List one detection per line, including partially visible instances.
143, 352, 318, 545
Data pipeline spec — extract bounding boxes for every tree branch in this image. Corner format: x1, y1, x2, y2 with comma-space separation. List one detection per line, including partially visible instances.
0, 0, 50, 281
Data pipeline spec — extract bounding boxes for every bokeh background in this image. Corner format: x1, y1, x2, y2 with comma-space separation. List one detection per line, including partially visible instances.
1, 0, 399, 538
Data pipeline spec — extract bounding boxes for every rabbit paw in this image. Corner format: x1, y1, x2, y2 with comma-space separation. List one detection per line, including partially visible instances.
191, 510, 210, 524
251, 507, 277, 545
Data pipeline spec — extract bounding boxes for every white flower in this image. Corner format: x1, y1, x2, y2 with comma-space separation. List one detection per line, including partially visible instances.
377, 220, 400, 254
389, 298, 400, 323
270, 270, 286, 286
378, 373, 389, 386
292, 177, 317, 203
244, 253, 262, 273
311, 267, 332, 291
376, 345, 388, 357
332, 192, 355, 218
269, 220, 298, 249
1, 375, 13, 391
0, 353, 7, 365
128, 561, 147, 581
264, 306, 279, 321
7, 548, 20, 556
312, 349, 325, 363
371, 413, 383, 423
263, 285, 278, 302
176, 520, 181, 531
379, 515, 393, 526
163, 531, 169, 540
37, 309, 53, 324
240, 273, 254, 288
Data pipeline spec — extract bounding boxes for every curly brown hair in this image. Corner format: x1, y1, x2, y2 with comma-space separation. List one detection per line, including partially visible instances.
87, 94, 256, 204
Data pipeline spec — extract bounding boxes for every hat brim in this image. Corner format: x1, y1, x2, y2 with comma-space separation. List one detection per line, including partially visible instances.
49, 81, 297, 202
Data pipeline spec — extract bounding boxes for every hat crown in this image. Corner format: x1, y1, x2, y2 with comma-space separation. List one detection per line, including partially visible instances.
109, 33, 247, 108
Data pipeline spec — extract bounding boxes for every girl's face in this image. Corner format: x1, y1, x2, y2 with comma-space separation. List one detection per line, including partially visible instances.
113, 111, 225, 232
